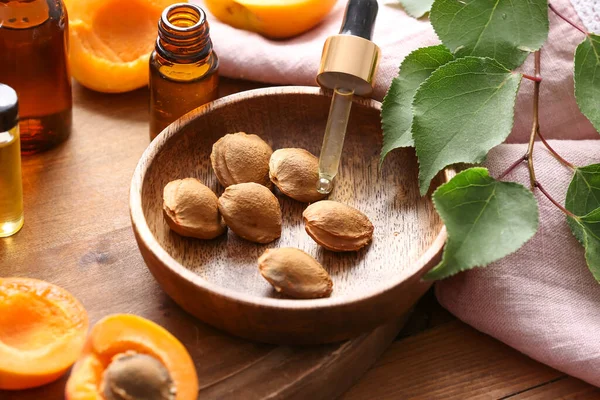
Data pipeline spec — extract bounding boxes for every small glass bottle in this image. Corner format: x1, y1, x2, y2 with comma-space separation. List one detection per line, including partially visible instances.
0, 84, 24, 237
150, 3, 219, 140
0, 0, 72, 153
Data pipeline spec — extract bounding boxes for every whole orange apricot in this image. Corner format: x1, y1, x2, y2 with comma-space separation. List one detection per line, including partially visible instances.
204, 0, 338, 39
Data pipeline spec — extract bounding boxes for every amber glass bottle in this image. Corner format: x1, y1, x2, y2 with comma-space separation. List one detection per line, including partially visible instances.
0, 0, 72, 153
150, 3, 219, 140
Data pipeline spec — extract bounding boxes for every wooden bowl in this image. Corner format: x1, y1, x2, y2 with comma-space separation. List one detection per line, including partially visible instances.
130, 86, 447, 345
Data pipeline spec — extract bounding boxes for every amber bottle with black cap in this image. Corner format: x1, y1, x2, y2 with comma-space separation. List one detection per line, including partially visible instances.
149, 3, 219, 140
0, 84, 24, 237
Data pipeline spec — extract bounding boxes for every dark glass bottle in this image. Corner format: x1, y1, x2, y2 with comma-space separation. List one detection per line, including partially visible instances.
149, 3, 219, 141
0, 0, 72, 153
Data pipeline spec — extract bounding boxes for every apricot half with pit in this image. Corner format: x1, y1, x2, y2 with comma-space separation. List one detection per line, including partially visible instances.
66, 314, 197, 400
0, 278, 88, 390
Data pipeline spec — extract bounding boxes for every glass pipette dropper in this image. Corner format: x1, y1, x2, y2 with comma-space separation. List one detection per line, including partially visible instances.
317, 87, 355, 194
315, 0, 380, 194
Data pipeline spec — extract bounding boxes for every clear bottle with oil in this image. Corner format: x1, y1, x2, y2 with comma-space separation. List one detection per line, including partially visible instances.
150, 3, 219, 140
0, 84, 24, 237
0, 0, 72, 153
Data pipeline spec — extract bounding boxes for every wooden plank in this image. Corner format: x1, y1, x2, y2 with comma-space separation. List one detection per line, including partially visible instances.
342, 320, 566, 400
396, 287, 455, 340
505, 377, 600, 399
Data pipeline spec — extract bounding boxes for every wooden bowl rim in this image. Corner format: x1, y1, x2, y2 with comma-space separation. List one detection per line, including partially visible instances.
130, 86, 448, 310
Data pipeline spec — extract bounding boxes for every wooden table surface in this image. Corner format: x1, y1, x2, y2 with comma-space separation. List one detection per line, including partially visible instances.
1, 79, 597, 399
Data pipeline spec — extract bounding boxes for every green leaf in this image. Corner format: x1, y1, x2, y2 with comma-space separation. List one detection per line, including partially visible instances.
565, 164, 600, 243
574, 34, 600, 133
381, 45, 454, 162
425, 167, 539, 280
430, 0, 549, 69
396, 0, 435, 18
574, 208, 600, 281
412, 57, 522, 195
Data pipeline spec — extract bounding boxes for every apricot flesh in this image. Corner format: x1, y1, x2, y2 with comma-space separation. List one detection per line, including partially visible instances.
66, 314, 197, 400
63, 0, 186, 93
0, 278, 88, 390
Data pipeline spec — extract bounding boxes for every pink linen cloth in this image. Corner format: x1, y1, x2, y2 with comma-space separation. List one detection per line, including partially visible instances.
200, 0, 597, 143
199, 0, 600, 387
437, 141, 600, 387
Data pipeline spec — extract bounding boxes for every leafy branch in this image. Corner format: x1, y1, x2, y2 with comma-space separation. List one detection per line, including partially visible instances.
536, 181, 577, 219
498, 155, 527, 180
521, 50, 574, 217
549, 3, 589, 35
526, 51, 542, 189
538, 129, 576, 169
385, 0, 600, 280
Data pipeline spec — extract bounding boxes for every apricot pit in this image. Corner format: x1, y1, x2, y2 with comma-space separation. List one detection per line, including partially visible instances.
101, 353, 175, 400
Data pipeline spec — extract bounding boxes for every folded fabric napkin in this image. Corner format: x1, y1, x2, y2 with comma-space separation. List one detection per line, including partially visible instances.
200, 0, 597, 143
200, 0, 600, 387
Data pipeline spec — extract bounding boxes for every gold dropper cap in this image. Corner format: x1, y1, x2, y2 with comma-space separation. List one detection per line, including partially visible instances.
315, 0, 380, 194
317, 34, 380, 96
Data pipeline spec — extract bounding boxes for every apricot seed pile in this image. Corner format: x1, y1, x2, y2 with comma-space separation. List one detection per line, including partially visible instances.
162, 131, 375, 299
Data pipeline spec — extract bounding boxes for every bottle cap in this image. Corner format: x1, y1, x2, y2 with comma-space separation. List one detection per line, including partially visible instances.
0, 84, 18, 132
339, 0, 378, 40
317, 0, 380, 96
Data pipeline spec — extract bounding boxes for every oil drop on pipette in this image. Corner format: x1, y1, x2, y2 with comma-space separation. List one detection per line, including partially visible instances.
315, 0, 380, 194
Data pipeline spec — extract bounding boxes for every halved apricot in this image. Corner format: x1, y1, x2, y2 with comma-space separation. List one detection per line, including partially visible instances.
63, 0, 185, 93
65, 314, 198, 400
0, 277, 88, 390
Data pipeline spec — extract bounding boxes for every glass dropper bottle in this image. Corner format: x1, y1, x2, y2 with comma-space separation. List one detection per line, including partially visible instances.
0, 84, 24, 237
316, 0, 380, 194
149, 3, 219, 141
